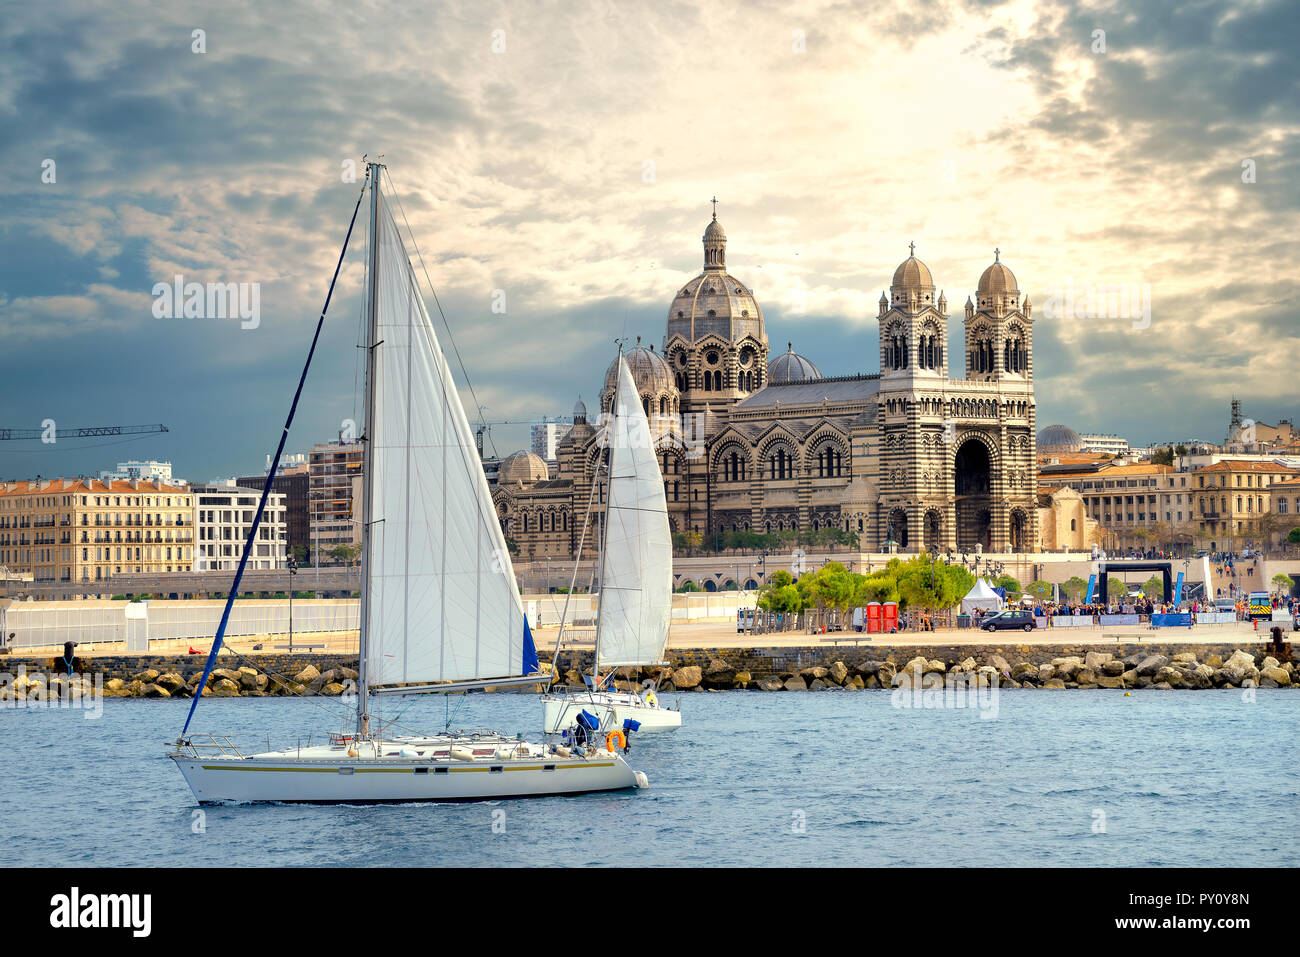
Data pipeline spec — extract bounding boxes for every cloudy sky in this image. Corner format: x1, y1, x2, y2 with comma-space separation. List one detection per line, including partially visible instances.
1, 0, 1296, 481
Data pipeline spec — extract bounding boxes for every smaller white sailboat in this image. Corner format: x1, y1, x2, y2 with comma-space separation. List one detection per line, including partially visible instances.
170, 162, 646, 802
541, 348, 681, 733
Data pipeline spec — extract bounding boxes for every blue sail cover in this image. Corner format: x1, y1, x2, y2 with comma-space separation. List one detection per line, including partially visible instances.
522, 617, 539, 675
577, 709, 600, 731
622, 718, 641, 732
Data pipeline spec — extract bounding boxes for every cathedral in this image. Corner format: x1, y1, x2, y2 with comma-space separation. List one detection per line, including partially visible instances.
492, 209, 1039, 560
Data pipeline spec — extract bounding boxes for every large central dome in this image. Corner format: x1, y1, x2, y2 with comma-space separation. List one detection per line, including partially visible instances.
665, 210, 765, 347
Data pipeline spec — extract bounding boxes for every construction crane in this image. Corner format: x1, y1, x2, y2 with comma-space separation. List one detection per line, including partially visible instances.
0, 423, 169, 441
474, 417, 570, 459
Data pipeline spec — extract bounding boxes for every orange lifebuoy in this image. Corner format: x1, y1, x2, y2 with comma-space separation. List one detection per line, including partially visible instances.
605, 729, 626, 752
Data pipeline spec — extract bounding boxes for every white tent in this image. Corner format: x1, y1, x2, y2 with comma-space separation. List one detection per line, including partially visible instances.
961, 578, 1004, 615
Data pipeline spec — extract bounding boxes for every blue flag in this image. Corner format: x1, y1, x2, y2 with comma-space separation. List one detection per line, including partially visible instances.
522, 617, 539, 675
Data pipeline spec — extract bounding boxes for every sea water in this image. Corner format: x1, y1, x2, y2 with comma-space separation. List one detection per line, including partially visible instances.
1, 689, 1294, 867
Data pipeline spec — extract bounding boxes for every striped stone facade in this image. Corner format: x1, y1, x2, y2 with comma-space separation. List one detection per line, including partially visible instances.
493, 218, 1039, 558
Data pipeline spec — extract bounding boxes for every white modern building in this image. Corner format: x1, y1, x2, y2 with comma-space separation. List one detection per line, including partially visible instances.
192, 481, 287, 571
100, 460, 176, 483
1078, 434, 1130, 456
530, 417, 572, 465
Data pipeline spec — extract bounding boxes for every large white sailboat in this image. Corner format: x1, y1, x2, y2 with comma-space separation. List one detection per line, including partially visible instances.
541, 350, 681, 733
170, 162, 646, 802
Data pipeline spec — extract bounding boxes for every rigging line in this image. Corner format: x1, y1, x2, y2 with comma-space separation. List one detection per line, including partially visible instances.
181, 176, 368, 737
3, 433, 160, 454
380, 168, 494, 449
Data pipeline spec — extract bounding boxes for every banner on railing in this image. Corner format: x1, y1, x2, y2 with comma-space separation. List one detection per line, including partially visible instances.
1151, 613, 1193, 627
1098, 614, 1139, 626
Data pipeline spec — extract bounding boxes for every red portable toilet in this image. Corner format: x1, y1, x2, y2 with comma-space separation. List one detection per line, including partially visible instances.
866, 602, 882, 634
882, 601, 899, 632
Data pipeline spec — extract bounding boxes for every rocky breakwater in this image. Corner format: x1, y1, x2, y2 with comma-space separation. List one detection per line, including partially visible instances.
550, 646, 1296, 693
99, 663, 361, 699
0, 655, 360, 701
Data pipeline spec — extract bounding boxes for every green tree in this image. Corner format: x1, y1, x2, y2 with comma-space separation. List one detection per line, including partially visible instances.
1141, 575, 1164, 598
675, 580, 701, 593
993, 574, 1022, 597
1026, 579, 1053, 600
1107, 577, 1129, 599
1288, 527, 1300, 545
328, 543, 362, 566
1272, 573, 1295, 595
1062, 575, 1089, 601
1152, 446, 1174, 466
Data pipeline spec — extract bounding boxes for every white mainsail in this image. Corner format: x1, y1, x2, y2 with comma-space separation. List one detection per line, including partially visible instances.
594, 356, 672, 668
364, 190, 526, 688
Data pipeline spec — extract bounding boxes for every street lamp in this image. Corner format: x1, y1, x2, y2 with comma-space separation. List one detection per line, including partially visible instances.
287, 552, 298, 654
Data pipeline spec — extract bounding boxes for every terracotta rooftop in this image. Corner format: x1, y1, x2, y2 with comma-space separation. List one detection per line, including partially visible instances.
0, 478, 191, 496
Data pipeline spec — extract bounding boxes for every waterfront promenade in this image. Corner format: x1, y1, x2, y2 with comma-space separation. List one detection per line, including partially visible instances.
7, 617, 1279, 658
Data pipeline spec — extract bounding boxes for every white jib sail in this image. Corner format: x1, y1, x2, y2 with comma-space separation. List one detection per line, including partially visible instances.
364, 191, 526, 688
595, 356, 672, 668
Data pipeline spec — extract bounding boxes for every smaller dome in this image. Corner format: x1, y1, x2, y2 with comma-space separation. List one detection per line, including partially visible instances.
498, 450, 549, 485
978, 253, 1018, 297
573, 395, 587, 423
1037, 424, 1083, 453
767, 342, 822, 383
603, 341, 676, 406
704, 218, 726, 243
890, 244, 935, 303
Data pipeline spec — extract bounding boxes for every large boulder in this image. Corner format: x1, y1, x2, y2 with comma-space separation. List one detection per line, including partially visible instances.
1012, 661, 1040, 680
210, 667, 242, 685
1051, 656, 1084, 679
827, 661, 849, 685
320, 682, 346, 696
140, 683, 171, 698
989, 654, 1012, 675
1042, 678, 1067, 689
1084, 651, 1113, 671
733, 671, 752, 688
783, 675, 808, 692
1154, 666, 1185, 688
1096, 675, 1126, 689
156, 672, 188, 694
1134, 655, 1169, 677
799, 666, 829, 681
854, 660, 882, 677
670, 666, 702, 690
292, 664, 320, 684
1221, 650, 1258, 683
845, 674, 865, 690
758, 676, 784, 692
1102, 660, 1126, 677
808, 678, 831, 691
703, 659, 734, 686
210, 678, 241, 697
1259, 665, 1291, 687
1172, 652, 1198, 664
240, 671, 269, 692
132, 668, 161, 683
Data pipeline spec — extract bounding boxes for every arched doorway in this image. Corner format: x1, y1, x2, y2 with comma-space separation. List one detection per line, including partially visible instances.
954, 438, 994, 550
887, 507, 909, 549
1009, 509, 1027, 552
924, 509, 943, 549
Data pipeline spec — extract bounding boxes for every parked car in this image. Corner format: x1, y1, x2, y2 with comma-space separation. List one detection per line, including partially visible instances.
982, 609, 1036, 632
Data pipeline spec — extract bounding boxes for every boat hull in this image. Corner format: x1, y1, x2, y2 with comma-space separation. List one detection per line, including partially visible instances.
169, 751, 640, 804
542, 694, 682, 733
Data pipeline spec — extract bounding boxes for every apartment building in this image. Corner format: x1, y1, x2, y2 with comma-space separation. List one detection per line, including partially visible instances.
1189, 460, 1300, 542
0, 477, 195, 585
191, 482, 287, 572
308, 441, 363, 561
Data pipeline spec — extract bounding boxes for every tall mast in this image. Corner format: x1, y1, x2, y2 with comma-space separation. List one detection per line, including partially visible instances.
356, 161, 384, 736
591, 341, 622, 682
